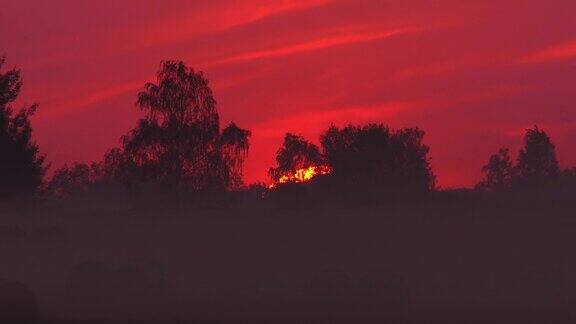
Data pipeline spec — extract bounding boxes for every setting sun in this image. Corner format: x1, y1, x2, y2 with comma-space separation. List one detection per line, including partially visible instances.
269, 165, 332, 188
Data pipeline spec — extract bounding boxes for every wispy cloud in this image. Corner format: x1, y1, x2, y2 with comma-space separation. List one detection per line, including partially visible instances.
207, 27, 423, 66
227, 0, 333, 28
18, 0, 336, 70
394, 54, 502, 80
43, 26, 422, 116
517, 40, 576, 64
129, 0, 335, 50
40, 81, 143, 119
252, 101, 416, 138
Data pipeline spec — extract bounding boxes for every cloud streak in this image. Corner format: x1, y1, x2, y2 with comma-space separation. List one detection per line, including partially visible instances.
39, 26, 422, 118
517, 40, 576, 64
137, 0, 335, 50
207, 27, 423, 66
253, 101, 416, 138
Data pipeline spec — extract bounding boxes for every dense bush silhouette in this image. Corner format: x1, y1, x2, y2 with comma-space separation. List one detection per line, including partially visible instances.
320, 123, 435, 201
92, 148, 128, 183
237, 182, 268, 205
268, 181, 314, 210
46, 162, 94, 199
0, 279, 38, 324
0, 56, 45, 201
46, 158, 129, 205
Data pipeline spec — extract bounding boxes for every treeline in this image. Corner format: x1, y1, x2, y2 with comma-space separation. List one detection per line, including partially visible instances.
477, 126, 573, 191
1, 56, 575, 208
267, 125, 435, 205
1, 59, 252, 207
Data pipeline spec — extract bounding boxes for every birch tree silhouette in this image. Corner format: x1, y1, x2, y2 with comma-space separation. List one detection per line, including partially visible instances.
120, 61, 250, 194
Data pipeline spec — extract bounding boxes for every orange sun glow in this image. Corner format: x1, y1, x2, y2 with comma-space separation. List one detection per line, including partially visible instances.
269, 165, 332, 188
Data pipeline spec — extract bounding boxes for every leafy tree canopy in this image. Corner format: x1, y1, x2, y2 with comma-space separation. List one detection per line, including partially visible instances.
477, 148, 514, 192
515, 126, 559, 186
0, 56, 45, 200
320, 123, 435, 194
119, 61, 250, 193
269, 133, 324, 182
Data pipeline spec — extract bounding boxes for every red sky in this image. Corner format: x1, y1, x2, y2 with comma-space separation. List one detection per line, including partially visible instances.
2, 0, 576, 188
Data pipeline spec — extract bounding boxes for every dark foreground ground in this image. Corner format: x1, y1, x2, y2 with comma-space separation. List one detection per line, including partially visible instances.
1, 190, 576, 323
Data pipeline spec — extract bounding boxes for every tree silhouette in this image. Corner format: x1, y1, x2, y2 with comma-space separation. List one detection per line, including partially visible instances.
514, 126, 559, 186
477, 148, 514, 192
220, 122, 251, 189
120, 60, 250, 194
45, 149, 135, 202
92, 148, 129, 182
0, 56, 45, 200
46, 162, 94, 198
269, 133, 324, 183
320, 124, 435, 197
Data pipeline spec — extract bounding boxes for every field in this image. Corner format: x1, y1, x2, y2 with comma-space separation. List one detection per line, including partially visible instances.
2, 191, 575, 323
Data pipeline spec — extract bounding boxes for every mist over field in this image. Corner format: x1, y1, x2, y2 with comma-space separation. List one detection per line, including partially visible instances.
2, 186, 576, 323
